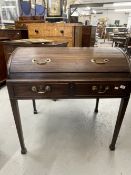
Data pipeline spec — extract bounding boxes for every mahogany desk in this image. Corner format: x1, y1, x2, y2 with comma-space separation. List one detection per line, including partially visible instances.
7, 47, 131, 154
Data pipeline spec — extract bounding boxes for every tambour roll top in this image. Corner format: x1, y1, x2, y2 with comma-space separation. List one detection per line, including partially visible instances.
8, 47, 131, 79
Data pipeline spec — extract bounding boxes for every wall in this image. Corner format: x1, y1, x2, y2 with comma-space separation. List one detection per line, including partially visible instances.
91, 10, 129, 26
127, 13, 131, 29
77, 10, 129, 26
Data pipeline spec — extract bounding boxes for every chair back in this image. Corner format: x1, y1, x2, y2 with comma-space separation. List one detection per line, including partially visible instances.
35, 4, 45, 15
20, 0, 31, 15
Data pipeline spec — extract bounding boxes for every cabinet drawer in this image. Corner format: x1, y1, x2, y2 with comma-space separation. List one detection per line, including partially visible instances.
12, 83, 70, 98
43, 26, 73, 37
28, 24, 43, 38
7, 31, 22, 40
74, 83, 129, 97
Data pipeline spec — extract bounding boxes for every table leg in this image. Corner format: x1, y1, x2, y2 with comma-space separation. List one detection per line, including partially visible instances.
32, 99, 38, 114
112, 40, 114, 47
94, 98, 99, 113
10, 99, 27, 154
109, 96, 130, 151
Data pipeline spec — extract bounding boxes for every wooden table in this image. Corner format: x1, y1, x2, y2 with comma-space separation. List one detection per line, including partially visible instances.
112, 36, 127, 47
7, 47, 131, 154
2, 39, 68, 63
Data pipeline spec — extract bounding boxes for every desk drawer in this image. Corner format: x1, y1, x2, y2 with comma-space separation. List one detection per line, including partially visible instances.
13, 83, 69, 98
74, 83, 129, 97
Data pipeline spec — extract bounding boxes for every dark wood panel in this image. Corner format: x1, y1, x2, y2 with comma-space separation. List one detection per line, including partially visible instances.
0, 37, 10, 84
12, 83, 69, 98
82, 26, 96, 47
0, 29, 28, 40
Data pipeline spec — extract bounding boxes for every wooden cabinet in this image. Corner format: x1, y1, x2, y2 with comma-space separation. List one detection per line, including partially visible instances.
27, 23, 82, 47
0, 29, 28, 85
0, 29, 28, 40
82, 26, 96, 47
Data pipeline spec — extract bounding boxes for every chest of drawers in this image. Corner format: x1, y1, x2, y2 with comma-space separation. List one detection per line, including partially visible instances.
27, 23, 82, 47
7, 47, 131, 154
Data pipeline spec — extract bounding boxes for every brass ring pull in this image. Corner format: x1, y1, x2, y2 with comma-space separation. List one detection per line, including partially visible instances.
32, 58, 51, 65
32, 85, 51, 94
91, 58, 109, 64
98, 86, 109, 94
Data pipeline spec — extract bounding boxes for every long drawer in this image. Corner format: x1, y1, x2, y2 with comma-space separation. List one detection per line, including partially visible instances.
11, 83, 70, 98
74, 82, 129, 97
28, 24, 73, 38
8, 81, 130, 99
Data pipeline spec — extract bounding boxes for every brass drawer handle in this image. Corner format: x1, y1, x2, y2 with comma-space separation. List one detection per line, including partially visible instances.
32, 58, 51, 65
91, 59, 109, 64
98, 86, 109, 94
92, 85, 109, 94
32, 85, 51, 94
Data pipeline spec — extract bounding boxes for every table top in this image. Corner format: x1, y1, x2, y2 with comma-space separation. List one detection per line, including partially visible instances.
0, 37, 10, 41
112, 37, 127, 40
2, 39, 68, 47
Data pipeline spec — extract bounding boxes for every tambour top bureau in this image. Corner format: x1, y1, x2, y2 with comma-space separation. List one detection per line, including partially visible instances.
7, 47, 131, 154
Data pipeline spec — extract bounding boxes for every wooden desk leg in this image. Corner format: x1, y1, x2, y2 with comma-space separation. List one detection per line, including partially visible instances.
94, 98, 99, 113
32, 99, 38, 114
10, 99, 27, 154
109, 96, 130, 151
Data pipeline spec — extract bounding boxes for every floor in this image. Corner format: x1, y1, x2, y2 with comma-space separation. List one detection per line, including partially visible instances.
0, 85, 131, 175
1, 39, 131, 175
